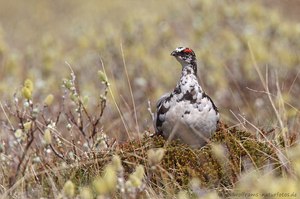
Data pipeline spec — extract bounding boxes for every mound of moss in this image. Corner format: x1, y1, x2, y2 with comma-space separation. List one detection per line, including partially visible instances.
117, 123, 279, 196
21, 124, 281, 198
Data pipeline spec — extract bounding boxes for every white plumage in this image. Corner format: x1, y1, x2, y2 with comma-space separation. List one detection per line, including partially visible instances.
154, 47, 219, 148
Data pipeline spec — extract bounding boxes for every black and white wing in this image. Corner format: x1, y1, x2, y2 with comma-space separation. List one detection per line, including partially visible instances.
154, 93, 170, 135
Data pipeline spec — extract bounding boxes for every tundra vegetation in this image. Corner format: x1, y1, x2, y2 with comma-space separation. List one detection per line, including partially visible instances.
0, 0, 299, 198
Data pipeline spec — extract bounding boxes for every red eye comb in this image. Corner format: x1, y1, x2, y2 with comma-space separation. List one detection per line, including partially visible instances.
183, 48, 193, 53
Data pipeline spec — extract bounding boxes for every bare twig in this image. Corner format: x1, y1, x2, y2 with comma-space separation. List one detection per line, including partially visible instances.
90, 82, 108, 139
0, 101, 14, 130
10, 127, 35, 187
98, 55, 131, 139
248, 42, 285, 132
120, 43, 140, 133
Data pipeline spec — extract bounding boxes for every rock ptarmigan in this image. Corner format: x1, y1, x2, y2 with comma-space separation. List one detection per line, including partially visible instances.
154, 47, 219, 148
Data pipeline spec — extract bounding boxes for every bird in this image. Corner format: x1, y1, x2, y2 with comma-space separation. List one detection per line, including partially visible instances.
154, 47, 219, 148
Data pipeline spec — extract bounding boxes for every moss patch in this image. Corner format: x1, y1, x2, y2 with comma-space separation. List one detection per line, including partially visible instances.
116, 123, 280, 196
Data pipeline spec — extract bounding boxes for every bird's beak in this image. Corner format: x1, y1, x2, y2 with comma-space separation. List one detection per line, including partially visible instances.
171, 51, 177, 56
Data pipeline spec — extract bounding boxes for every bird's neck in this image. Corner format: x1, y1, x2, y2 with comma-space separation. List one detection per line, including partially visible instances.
181, 62, 197, 77
176, 62, 202, 93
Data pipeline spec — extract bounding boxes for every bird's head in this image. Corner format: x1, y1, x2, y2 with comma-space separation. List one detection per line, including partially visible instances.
171, 47, 196, 66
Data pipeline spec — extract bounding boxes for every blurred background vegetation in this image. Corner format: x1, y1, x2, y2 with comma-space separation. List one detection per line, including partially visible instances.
0, 0, 299, 138
1, 0, 300, 198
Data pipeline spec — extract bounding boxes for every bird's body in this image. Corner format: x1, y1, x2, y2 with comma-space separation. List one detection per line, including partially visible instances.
154, 47, 219, 148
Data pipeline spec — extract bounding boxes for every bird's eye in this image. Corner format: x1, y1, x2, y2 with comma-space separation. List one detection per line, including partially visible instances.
183, 48, 193, 53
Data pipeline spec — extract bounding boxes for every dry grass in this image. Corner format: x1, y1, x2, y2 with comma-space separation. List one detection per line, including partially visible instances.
0, 0, 300, 198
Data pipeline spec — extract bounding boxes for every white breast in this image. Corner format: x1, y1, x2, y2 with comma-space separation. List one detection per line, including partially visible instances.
161, 100, 219, 148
